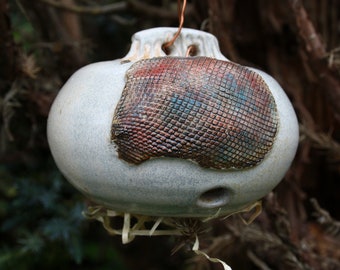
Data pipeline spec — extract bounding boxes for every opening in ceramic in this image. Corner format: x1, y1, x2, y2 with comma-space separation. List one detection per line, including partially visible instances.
186, 44, 198, 56
161, 43, 198, 56
196, 187, 230, 208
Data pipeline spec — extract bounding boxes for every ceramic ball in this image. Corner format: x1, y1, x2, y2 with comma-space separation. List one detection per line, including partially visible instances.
47, 28, 299, 217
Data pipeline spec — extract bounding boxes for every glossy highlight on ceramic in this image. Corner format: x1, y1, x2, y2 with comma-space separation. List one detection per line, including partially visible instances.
111, 56, 278, 169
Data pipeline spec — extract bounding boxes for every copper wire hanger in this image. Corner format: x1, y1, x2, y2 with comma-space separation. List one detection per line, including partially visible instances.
162, 0, 189, 55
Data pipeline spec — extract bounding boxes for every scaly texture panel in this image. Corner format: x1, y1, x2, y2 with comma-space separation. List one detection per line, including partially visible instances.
111, 57, 278, 169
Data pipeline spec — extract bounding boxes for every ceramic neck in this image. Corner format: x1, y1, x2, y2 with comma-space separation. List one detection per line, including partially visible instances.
122, 27, 227, 62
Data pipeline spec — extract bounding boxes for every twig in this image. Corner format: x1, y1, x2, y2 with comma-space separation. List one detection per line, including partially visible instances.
310, 198, 340, 237
242, 225, 306, 269
37, 0, 127, 15
247, 250, 271, 270
128, 0, 191, 20
289, 0, 326, 59
299, 124, 340, 160
37, 0, 192, 19
289, 0, 340, 122
327, 47, 340, 72
0, 81, 24, 142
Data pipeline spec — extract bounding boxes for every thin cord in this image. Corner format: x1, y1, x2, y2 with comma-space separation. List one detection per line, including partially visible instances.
162, 0, 187, 52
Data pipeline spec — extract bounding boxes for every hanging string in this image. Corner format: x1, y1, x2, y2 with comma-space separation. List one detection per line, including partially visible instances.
162, 0, 187, 53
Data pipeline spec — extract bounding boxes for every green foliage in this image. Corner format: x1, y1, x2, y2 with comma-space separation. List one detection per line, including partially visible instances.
18, 232, 45, 253
0, 166, 85, 268
11, 7, 36, 53
0, 161, 129, 270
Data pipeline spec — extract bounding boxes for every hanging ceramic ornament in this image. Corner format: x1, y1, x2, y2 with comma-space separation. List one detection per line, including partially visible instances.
47, 27, 298, 228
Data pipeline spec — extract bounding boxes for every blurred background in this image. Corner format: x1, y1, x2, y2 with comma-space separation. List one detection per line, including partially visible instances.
0, 0, 339, 269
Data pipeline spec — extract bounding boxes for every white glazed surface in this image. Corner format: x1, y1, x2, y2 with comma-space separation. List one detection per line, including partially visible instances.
47, 28, 299, 217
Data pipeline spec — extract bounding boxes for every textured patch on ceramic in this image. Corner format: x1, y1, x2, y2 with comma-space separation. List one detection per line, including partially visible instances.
112, 57, 278, 169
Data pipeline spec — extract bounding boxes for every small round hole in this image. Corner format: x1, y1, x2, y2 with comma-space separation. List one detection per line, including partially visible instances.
197, 187, 230, 208
186, 44, 198, 56
162, 43, 172, 55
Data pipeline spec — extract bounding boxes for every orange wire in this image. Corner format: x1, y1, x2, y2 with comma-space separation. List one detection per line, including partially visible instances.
185, 44, 197, 57
163, 0, 187, 51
